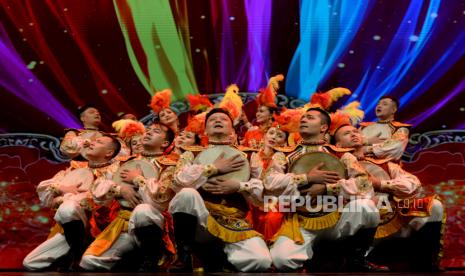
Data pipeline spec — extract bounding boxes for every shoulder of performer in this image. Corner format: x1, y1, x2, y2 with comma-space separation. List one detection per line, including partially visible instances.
120, 155, 139, 164
325, 144, 354, 154
391, 121, 412, 128
116, 154, 133, 163
273, 144, 300, 153
236, 145, 258, 152
70, 160, 88, 169
180, 145, 206, 152
63, 128, 81, 135
156, 155, 179, 166
364, 156, 391, 165
359, 122, 376, 128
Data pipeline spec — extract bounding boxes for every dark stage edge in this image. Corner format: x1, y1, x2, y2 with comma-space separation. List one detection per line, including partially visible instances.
1, 271, 465, 275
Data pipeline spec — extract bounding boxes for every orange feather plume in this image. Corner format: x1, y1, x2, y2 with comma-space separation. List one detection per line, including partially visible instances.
308, 87, 351, 110
185, 112, 207, 136
273, 108, 305, 133
187, 94, 213, 113
150, 89, 172, 114
112, 119, 145, 139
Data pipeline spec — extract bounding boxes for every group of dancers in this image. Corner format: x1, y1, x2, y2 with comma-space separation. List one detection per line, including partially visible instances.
22, 74, 445, 272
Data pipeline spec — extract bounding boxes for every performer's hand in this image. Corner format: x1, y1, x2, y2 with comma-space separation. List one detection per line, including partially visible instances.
366, 133, 386, 145
52, 196, 64, 208
213, 153, 245, 174
300, 183, 327, 197
120, 185, 141, 208
369, 176, 382, 191
120, 165, 143, 183
306, 163, 341, 184
82, 139, 91, 148
204, 177, 240, 194
59, 184, 79, 195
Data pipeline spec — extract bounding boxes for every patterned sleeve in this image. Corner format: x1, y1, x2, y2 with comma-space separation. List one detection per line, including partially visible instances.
372, 127, 409, 161
263, 152, 302, 197
173, 151, 217, 192
381, 162, 421, 198
327, 153, 374, 199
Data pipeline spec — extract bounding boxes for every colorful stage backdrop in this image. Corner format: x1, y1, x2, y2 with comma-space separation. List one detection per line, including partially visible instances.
1, 0, 465, 269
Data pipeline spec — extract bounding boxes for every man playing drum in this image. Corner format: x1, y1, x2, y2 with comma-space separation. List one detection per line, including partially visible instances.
333, 121, 444, 271
23, 134, 122, 271
80, 123, 176, 271
169, 108, 273, 272
265, 107, 386, 272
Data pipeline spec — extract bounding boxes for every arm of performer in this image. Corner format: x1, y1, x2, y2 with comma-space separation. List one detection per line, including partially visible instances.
134, 166, 176, 207
365, 127, 409, 161
173, 150, 245, 192
326, 153, 374, 199
377, 162, 421, 198
36, 167, 93, 208
263, 152, 305, 197
59, 130, 87, 158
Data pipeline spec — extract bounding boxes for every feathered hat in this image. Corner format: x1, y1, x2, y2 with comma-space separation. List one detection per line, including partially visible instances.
256, 74, 284, 109
185, 111, 207, 136
305, 87, 351, 110
112, 119, 145, 140
187, 94, 213, 113
218, 84, 243, 123
150, 89, 172, 114
329, 101, 365, 136
272, 108, 305, 134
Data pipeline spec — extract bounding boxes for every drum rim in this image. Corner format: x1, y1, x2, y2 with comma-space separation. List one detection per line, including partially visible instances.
194, 146, 251, 181
289, 151, 347, 179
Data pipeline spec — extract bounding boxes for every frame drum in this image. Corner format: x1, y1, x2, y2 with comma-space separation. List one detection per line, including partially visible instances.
194, 145, 250, 182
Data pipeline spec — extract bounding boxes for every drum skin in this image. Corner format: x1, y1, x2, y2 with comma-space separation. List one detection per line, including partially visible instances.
289, 152, 347, 179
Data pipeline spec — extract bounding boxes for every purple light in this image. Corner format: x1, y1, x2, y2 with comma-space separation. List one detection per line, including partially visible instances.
407, 76, 465, 126
244, 0, 272, 90
0, 23, 80, 129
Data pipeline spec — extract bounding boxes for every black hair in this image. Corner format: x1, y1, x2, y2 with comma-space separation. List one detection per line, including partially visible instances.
379, 96, 400, 109
151, 123, 175, 147
205, 108, 234, 126
305, 107, 332, 130
77, 104, 97, 118
102, 134, 121, 159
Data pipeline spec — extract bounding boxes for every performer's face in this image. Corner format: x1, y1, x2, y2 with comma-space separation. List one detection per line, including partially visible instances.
159, 108, 178, 125
299, 110, 328, 137
205, 112, 233, 137
121, 113, 137, 120
375, 98, 397, 119
130, 135, 144, 154
84, 136, 115, 161
335, 125, 363, 148
80, 107, 101, 126
175, 130, 196, 147
264, 127, 287, 147
143, 124, 170, 149
256, 105, 272, 124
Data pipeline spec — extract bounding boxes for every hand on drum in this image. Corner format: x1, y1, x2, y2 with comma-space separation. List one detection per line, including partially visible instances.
300, 184, 327, 197
306, 163, 341, 184
213, 152, 245, 175
369, 175, 382, 190
120, 165, 143, 183
120, 185, 141, 208
59, 184, 80, 195
204, 177, 240, 194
